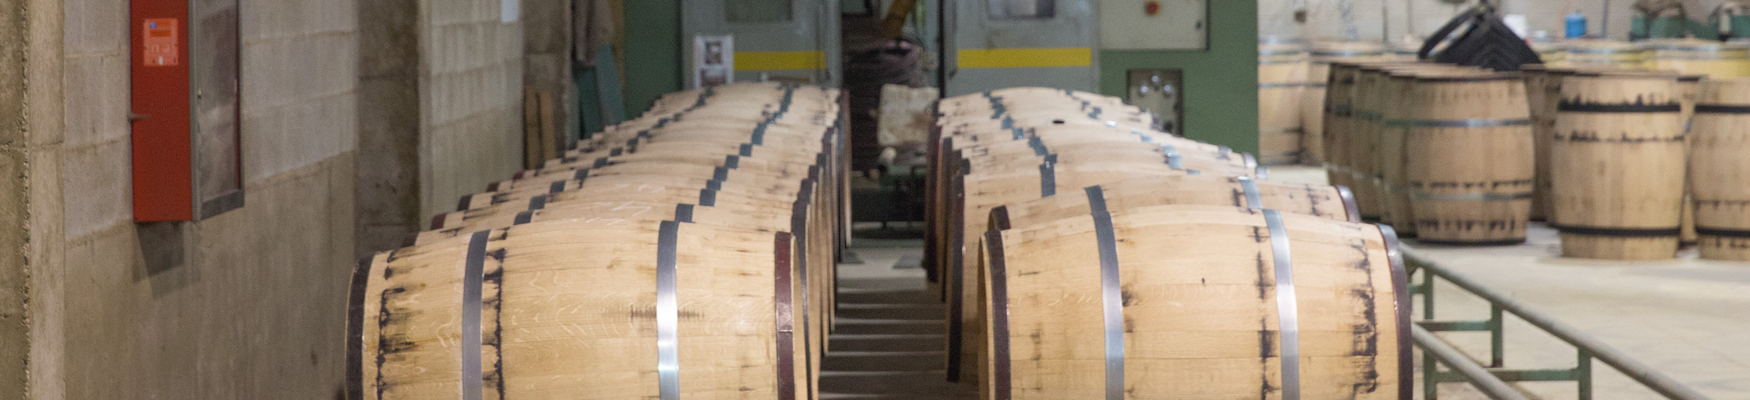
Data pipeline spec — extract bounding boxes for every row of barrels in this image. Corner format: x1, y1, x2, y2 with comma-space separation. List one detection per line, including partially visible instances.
1264, 38, 1750, 166
926, 88, 1411, 398
1321, 59, 1750, 261
1542, 39, 1750, 78
347, 82, 846, 399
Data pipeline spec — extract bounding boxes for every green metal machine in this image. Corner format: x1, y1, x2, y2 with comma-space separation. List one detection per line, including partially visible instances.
1629, 0, 1750, 41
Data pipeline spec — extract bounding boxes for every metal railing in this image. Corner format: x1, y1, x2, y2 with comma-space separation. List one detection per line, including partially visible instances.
1405, 250, 1711, 400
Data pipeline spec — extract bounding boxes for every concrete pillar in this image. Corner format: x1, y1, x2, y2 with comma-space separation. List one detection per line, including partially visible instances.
355, 0, 423, 255
0, 0, 67, 397
523, 0, 574, 148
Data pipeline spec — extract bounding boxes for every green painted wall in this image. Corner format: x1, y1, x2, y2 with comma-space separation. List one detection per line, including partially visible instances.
1099, 1, 1259, 155
623, 0, 683, 117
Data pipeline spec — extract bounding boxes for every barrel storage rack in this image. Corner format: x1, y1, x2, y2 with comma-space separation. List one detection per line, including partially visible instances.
925, 87, 1414, 399
347, 82, 848, 400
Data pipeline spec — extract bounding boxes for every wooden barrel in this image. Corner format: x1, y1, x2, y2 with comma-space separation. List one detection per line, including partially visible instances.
1304, 41, 1388, 167
1550, 72, 1687, 259
938, 113, 1158, 135
941, 161, 1188, 383
1565, 40, 1649, 69
1374, 65, 1482, 235
1260, 41, 1310, 164
1690, 78, 1750, 260
944, 173, 1362, 385
1644, 39, 1750, 78
468, 162, 815, 212
1353, 63, 1464, 223
351, 219, 811, 399
424, 176, 812, 244
1399, 72, 1535, 244
515, 147, 828, 189
1349, 65, 1394, 220
1521, 65, 1583, 222
947, 124, 1224, 156
975, 203, 1407, 399
1322, 62, 1363, 191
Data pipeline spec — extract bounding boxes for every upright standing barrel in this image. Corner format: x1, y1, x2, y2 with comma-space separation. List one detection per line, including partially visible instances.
1644, 39, 1750, 78
1400, 72, 1535, 244
1522, 65, 1569, 221
1305, 41, 1387, 165
1260, 40, 1311, 164
1370, 64, 1475, 233
1550, 72, 1687, 260
1690, 78, 1750, 261
1322, 62, 1363, 190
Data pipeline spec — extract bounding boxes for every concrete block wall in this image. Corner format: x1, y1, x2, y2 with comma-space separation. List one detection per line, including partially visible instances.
1261, 0, 1734, 42
2, 0, 530, 395
16, 0, 362, 396
420, 0, 526, 220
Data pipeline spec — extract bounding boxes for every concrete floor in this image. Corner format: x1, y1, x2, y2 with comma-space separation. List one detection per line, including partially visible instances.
1268, 165, 1750, 399
825, 229, 974, 399
826, 167, 1750, 398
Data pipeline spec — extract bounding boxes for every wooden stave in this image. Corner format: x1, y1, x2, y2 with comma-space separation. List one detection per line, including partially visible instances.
1550, 73, 1688, 259
1689, 78, 1750, 260
976, 204, 1407, 400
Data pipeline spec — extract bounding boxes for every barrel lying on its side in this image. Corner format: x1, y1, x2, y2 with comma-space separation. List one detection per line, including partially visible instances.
977, 203, 1407, 399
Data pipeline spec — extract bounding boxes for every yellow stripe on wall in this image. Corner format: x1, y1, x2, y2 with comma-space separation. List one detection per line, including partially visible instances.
958, 47, 1093, 68
735, 51, 827, 71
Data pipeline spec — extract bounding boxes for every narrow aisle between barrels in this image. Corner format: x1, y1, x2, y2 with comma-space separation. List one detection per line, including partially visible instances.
824, 229, 974, 400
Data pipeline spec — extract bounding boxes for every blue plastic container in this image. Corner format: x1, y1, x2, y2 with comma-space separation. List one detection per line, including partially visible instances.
1566, 12, 1588, 38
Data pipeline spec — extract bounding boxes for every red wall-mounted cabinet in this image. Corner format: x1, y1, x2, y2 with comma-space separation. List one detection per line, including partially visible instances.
130, 0, 244, 221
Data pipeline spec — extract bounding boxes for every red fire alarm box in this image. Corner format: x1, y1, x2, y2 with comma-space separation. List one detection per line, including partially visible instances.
131, 0, 244, 221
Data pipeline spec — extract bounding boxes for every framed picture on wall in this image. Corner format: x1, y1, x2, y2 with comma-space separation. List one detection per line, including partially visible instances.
694, 35, 734, 88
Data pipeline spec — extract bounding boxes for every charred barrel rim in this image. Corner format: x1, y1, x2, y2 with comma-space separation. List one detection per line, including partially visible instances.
1556, 102, 1683, 113
1417, 238, 1529, 246
1312, 50, 1386, 58
1567, 71, 1686, 79
1697, 227, 1750, 238
1549, 224, 1682, 237
1407, 73, 1524, 83
1697, 104, 1750, 114
345, 256, 374, 399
